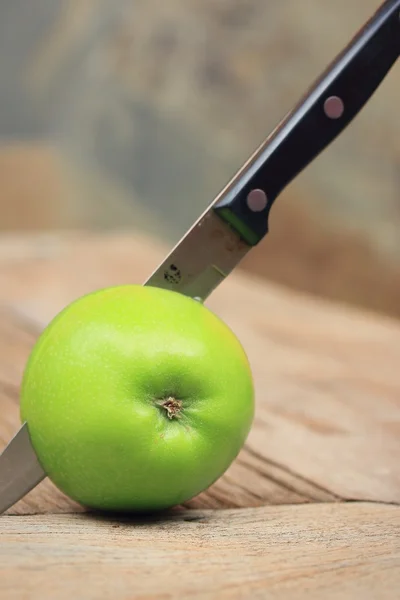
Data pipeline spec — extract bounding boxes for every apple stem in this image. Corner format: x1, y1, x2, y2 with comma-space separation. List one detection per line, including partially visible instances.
157, 397, 183, 420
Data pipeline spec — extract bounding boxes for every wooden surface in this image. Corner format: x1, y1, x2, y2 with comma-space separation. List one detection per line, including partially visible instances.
2, 504, 399, 600
0, 231, 400, 598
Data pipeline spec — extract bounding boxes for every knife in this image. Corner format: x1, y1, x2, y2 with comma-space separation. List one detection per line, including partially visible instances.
1, 0, 399, 515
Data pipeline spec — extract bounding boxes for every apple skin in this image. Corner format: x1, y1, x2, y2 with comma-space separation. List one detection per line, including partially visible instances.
20, 285, 254, 512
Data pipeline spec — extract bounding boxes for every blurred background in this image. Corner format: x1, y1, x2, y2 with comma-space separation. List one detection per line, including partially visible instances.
0, 0, 399, 318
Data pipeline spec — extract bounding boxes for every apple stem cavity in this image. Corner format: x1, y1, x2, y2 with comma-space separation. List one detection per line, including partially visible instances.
156, 397, 183, 420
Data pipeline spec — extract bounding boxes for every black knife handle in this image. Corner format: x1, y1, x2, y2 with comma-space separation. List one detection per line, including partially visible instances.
213, 0, 400, 246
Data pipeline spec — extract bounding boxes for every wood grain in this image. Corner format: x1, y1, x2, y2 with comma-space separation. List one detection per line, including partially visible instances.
1, 231, 400, 598
0, 231, 400, 515
1, 503, 399, 600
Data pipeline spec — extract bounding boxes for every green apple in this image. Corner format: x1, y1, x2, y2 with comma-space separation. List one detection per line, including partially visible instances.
20, 284, 254, 512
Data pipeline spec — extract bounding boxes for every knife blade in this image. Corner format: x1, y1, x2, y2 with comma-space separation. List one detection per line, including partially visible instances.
0, 423, 46, 514
1, 0, 399, 515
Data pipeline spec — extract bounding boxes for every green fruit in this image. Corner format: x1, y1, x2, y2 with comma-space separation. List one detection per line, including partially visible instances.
20, 285, 254, 512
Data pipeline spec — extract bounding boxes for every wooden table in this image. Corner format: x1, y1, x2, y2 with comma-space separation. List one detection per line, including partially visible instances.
1, 231, 399, 599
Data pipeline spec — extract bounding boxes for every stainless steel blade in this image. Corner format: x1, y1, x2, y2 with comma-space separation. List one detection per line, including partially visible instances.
0, 423, 46, 514
0, 199, 251, 516
145, 208, 251, 301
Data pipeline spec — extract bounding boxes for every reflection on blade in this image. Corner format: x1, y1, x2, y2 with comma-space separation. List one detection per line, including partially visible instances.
0, 423, 46, 514
145, 210, 251, 301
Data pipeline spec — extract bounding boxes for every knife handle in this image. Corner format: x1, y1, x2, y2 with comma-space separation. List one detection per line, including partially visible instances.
214, 0, 400, 245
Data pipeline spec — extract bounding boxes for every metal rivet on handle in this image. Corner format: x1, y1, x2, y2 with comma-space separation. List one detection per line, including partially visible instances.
246, 189, 268, 212
324, 96, 344, 119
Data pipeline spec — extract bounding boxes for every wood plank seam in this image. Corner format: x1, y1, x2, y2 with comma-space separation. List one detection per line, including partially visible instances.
242, 445, 342, 501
